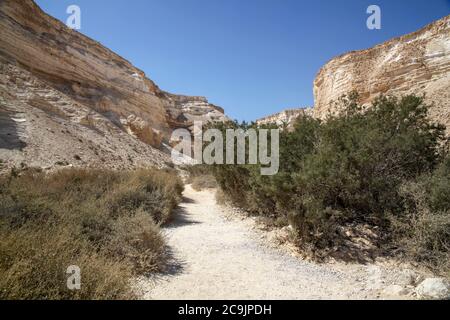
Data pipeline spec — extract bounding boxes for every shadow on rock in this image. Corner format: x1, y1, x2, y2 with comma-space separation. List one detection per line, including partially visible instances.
0, 107, 26, 150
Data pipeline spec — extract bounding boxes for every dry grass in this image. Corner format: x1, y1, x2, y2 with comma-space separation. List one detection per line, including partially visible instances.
0, 167, 183, 299
390, 159, 450, 277
191, 175, 217, 191
184, 165, 217, 191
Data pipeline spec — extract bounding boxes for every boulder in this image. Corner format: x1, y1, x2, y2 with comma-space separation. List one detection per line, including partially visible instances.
415, 278, 450, 300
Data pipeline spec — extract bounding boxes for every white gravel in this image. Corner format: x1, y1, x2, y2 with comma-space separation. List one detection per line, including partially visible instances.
141, 185, 404, 300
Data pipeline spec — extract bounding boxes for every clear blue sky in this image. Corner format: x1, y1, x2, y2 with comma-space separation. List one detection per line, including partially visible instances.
36, 0, 449, 121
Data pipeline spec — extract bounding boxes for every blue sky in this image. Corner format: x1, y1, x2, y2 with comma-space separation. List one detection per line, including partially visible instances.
35, 0, 449, 121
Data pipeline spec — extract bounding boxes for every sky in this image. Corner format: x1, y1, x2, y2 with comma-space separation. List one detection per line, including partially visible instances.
35, 0, 450, 121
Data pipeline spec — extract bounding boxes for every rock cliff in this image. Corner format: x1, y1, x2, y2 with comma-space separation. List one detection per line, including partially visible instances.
313, 15, 450, 130
256, 108, 313, 128
0, 0, 227, 171
163, 93, 230, 132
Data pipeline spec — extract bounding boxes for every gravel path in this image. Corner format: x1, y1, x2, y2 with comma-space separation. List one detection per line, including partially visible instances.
142, 185, 394, 300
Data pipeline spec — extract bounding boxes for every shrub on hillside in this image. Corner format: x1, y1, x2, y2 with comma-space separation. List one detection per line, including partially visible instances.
0, 168, 183, 299
191, 175, 217, 191
391, 157, 450, 275
184, 165, 218, 191
282, 94, 445, 250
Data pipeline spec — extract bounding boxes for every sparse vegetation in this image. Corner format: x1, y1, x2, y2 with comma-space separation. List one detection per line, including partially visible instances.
185, 165, 218, 191
191, 175, 217, 191
0, 168, 183, 299
210, 94, 449, 274
391, 156, 450, 276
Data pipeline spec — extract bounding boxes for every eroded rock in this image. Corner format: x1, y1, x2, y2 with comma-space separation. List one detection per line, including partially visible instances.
313, 15, 450, 133
416, 278, 450, 300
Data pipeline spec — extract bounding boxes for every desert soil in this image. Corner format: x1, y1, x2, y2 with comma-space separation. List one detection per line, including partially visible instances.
140, 185, 409, 300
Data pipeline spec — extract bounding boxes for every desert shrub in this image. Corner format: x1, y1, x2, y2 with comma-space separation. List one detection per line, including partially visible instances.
191, 175, 217, 191
105, 169, 183, 223
0, 167, 183, 299
107, 208, 167, 275
206, 121, 278, 211
0, 226, 133, 300
183, 164, 211, 179
184, 164, 218, 191
282, 95, 445, 250
391, 157, 450, 275
211, 94, 448, 258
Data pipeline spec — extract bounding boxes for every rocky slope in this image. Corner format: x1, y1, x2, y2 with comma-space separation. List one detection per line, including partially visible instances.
0, 60, 173, 171
163, 93, 230, 132
313, 15, 450, 130
257, 108, 313, 128
0, 0, 227, 171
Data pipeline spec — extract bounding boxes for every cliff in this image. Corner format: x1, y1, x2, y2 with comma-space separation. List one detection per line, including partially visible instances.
0, 0, 227, 171
313, 15, 450, 130
163, 93, 230, 132
256, 108, 313, 128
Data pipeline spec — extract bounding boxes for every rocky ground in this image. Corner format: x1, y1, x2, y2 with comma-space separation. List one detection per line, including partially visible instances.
139, 185, 449, 300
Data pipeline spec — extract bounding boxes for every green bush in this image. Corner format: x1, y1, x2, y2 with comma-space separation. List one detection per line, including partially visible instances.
211, 94, 448, 262
0, 168, 183, 299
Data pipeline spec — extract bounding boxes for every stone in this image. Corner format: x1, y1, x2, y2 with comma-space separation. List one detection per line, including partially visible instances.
394, 269, 422, 286
415, 278, 450, 300
256, 108, 314, 128
383, 285, 413, 297
365, 266, 385, 291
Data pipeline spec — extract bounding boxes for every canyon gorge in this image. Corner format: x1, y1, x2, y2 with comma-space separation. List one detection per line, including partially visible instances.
0, 0, 449, 171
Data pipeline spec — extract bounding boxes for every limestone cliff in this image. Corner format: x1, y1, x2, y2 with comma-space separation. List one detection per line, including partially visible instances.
313, 15, 450, 130
0, 0, 227, 171
256, 108, 313, 128
0, 0, 172, 139
163, 93, 230, 132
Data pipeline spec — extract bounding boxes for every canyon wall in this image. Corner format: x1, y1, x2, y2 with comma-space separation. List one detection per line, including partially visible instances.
256, 108, 313, 128
313, 15, 450, 130
163, 93, 230, 132
0, 0, 169, 140
0, 0, 226, 141
0, 0, 227, 171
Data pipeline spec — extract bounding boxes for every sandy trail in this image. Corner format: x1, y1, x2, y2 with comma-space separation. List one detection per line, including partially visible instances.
142, 185, 388, 300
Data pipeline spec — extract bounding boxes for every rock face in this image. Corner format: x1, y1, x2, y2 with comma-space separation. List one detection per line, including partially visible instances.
258, 17, 449, 132
313, 15, 450, 131
0, 0, 169, 140
163, 93, 230, 132
0, 0, 227, 171
256, 108, 313, 128
0, 60, 171, 171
